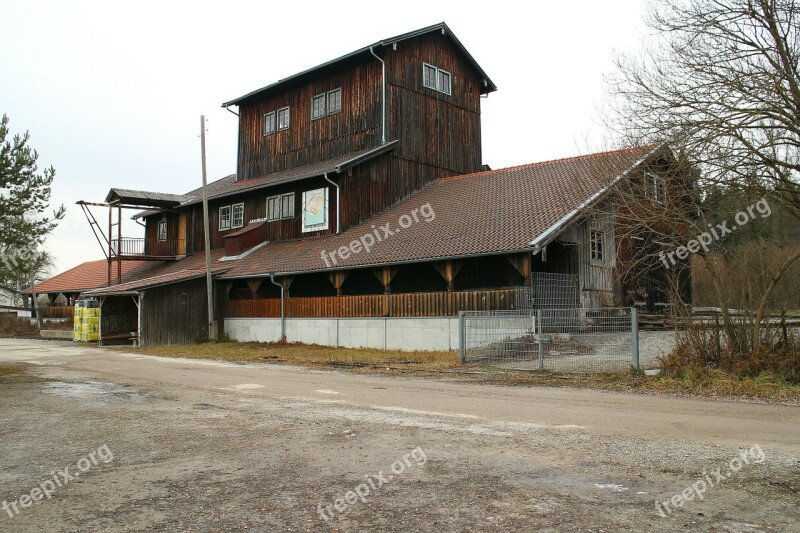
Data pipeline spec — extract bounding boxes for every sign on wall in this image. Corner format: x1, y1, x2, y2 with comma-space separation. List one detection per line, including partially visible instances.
302, 187, 329, 233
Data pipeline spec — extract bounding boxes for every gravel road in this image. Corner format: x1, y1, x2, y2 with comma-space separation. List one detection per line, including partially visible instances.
0, 338, 798, 532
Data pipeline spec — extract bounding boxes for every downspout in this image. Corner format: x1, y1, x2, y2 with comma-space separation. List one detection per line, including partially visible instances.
369, 46, 386, 144
269, 274, 286, 342
323, 171, 341, 234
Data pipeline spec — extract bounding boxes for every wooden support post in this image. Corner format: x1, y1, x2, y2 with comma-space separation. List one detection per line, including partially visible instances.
507, 252, 533, 287
246, 279, 264, 299
327, 271, 349, 296
434, 260, 462, 291
280, 276, 294, 298
373, 266, 397, 294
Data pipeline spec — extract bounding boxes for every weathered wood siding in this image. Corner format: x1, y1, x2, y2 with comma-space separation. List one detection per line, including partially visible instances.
100, 296, 138, 338
225, 288, 519, 318
140, 278, 208, 346
386, 32, 483, 176
236, 60, 383, 181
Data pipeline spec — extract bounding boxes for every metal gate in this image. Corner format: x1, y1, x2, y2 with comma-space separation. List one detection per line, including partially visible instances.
459, 307, 639, 372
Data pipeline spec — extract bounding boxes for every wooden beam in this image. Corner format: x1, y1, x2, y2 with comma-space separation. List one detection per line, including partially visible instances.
246, 279, 264, 297
326, 271, 349, 296
372, 266, 398, 294
507, 252, 532, 287
434, 260, 463, 291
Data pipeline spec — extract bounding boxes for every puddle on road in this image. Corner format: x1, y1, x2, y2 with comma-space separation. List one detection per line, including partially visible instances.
42, 381, 144, 402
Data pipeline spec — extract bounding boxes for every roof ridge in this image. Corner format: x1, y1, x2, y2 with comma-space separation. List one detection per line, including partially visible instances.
438, 144, 658, 183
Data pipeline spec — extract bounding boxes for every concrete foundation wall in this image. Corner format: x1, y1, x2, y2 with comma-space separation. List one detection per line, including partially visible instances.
225, 317, 460, 351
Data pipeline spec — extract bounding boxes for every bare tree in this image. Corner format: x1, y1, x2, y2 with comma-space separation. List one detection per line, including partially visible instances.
607, 0, 800, 349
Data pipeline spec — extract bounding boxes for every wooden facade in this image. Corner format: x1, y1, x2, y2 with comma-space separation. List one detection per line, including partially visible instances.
139, 278, 209, 346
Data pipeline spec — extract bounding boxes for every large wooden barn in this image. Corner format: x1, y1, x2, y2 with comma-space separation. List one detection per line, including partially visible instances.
71, 22, 685, 348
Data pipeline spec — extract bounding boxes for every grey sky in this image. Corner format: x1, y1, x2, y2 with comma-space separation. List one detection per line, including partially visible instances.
0, 0, 646, 274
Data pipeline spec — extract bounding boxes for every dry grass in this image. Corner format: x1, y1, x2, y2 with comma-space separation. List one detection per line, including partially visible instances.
0, 314, 40, 338
131, 341, 460, 373
127, 341, 800, 401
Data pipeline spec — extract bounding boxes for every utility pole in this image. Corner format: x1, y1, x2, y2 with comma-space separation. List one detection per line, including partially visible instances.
200, 115, 217, 340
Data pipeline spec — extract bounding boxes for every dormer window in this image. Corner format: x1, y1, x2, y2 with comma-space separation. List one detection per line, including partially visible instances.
157, 219, 167, 242
267, 193, 295, 221
232, 203, 245, 229
423, 63, 451, 95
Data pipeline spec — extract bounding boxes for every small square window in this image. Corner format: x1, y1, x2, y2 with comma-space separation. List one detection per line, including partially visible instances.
264, 112, 276, 135
219, 206, 232, 231
232, 203, 245, 228
423, 64, 437, 89
327, 88, 342, 114
312, 94, 326, 120
590, 229, 605, 263
437, 69, 451, 95
277, 107, 290, 130
157, 220, 167, 242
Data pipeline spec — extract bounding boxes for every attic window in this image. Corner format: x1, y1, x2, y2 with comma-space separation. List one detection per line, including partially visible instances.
277, 107, 290, 130
312, 88, 342, 120
264, 112, 276, 135
423, 63, 451, 95
157, 219, 167, 242
644, 172, 667, 204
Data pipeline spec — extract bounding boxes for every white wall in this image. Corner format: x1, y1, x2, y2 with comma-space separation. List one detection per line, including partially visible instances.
225, 317, 461, 351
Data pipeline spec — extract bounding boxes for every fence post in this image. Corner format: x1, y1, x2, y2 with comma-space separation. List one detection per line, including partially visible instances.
631, 307, 640, 370
537, 310, 544, 370
458, 311, 466, 363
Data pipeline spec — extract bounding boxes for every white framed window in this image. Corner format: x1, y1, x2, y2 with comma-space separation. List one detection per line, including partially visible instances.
327, 88, 342, 114
423, 63, 451, 95
644, 172, 667, 204
301, 187, 329, 233
263, 111, 276, 135
590, 229, 606, 264
219, 206, 232, 231
232, 203, 245, 229
267, 193, 295, 221
312, 94, 326, 120
157, 220, 167, 242
423, 63, 437, 89
277, 106, 290, 130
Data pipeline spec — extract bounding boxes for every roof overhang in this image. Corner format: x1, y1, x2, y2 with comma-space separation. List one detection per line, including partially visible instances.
221, 22, 496, 108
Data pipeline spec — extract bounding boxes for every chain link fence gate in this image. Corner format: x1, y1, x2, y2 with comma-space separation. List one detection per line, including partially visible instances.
459, 307, 639, 372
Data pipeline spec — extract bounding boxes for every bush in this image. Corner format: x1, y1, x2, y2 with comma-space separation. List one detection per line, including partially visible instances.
0, 313, 40, 338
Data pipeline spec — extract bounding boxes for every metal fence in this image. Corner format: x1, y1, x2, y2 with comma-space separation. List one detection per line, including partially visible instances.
459, 307, 639, 372
531, 272, 580, 309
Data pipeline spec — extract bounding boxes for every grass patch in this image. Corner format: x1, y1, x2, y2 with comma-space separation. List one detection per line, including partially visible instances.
129, 341, 460, 373
0, 314, 40, 338
125, 341, 800, 401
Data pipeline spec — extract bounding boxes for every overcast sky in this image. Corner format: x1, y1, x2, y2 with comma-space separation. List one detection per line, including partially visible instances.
0, 0, 648, 274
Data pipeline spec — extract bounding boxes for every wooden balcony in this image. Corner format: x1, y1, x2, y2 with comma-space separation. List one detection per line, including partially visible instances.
225, 288, 521, 318
112, 238, 186, 260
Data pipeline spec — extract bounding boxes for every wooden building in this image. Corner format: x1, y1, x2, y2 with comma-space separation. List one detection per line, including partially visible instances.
76, 23, 687, 348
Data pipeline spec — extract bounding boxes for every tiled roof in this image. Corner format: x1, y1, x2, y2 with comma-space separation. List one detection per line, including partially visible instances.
94, 145, 660, 292
83, 250, 229, 296
219, 145, 660, 278
25, 260, 161, 295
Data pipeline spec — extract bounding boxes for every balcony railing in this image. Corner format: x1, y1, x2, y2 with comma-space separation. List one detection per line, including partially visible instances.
111, 238, 186, 258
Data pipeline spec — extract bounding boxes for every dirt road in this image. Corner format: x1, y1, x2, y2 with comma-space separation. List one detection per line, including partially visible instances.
1, 338, 798, 531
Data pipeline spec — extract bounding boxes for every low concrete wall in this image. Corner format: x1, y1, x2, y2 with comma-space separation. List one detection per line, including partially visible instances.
40, 330, 73, 340
225, 317, 460, 351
